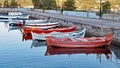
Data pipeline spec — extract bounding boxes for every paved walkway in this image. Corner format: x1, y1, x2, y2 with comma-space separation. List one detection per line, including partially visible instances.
19, 10, 120, 29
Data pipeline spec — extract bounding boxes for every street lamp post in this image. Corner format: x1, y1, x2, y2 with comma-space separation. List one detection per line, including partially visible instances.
99, 0, 102, 19
42, 0, 45, 13
61, 0, 63, 14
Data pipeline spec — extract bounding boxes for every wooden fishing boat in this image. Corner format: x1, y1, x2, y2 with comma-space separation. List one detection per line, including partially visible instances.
25, 25, 59, 29
8, 12, 25, 16
46, 34, 113, 48
0, 13, 30, 19
0, 12, 30, 22
9, 19, 49, 26
24, 22, 60, 26
22, 25, 76, 34
45, 46, 111, 59
31, 28, 86, 40
23, 19, 48, 24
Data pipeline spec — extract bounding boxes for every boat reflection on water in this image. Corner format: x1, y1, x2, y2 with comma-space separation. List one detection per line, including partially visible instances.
111, 45, 120, 59
3, 22, 9, 28
8, 23, 47, 48
31, 40, 46, 48
8, 24, 22, 32
45, 46, 112, 60
22, 32, 32, 41
22, 31, 47, 48
8, 26, 21, 31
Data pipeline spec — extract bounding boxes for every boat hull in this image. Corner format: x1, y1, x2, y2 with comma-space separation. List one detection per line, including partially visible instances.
22, 25, 76, 34
25, 24, 60, 29
0, 14, 30, 19
9, 20, 50, 27
32, 28, 86, 40
46, 34, 113, 48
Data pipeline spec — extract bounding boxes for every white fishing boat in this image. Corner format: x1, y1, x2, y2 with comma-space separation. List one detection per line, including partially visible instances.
9, 19, 49, 26
9, 19, 48, 24
24, 22, 60, 29
31, 28, 86, 40
25, 24, 60, 29
0, 14, 30, 19
24, 22, 60, 26
24, 19, 48, 24
0, 12, 30, 22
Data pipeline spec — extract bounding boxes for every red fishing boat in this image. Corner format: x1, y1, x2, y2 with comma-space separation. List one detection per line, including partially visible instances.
46, 34, 113, 48
22, 25, 76, 34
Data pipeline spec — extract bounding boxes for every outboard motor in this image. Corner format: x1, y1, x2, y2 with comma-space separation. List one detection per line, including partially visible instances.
23, 20, 25, 25
9, 22, 23, 26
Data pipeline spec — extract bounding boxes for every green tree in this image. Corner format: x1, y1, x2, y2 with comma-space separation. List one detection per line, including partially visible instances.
32, 0, 43, 9
55, 0, 61, 9
4, 0, 9, 8
43, 0, 57, 9
10, 0, 18, 8
63, 0, 76, 11
102, 1, 111, 13
0, 3, 2, 7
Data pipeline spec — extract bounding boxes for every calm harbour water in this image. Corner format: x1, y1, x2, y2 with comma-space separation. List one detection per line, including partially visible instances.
0, 22, 120, 68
